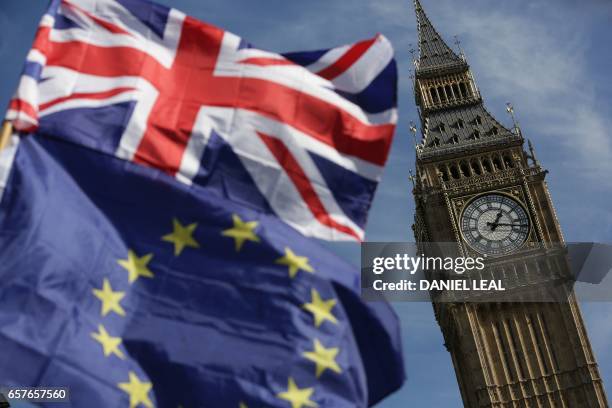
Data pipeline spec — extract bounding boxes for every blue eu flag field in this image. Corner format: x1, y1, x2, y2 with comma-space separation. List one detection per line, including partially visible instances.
0, 134, 404, 407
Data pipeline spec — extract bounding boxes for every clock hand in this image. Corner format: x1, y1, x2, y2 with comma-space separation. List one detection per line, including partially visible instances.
487, 211, 503, 231
494, 223, 528, 227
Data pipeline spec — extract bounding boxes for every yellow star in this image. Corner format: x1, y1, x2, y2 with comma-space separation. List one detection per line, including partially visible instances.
276, 377, 317, 408
92, 278, 126, 317
118, 371, 154, 408
222, 214, 260, 251
118, 250, 154, 284
162, 218, 200, 256
302, 289, 338, 328
91, 324, 125, 359
276, 248, 314, 278
303, 339, 342, 378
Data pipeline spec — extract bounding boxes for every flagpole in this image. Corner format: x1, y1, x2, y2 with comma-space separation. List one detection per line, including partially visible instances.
0, 121, 12, 151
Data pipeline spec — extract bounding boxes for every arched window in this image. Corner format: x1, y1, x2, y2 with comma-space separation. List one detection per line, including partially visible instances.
445, 85, 453, 100
490, 126, 499, 136
460, 162, 470, 177
483, 158, 492, 173
450, 164, 460, 179
438, 166, 449, 182
470, 159, 482, 175
459, 82, 468, 98
503, 155, 514, 168
438, 86, 447, 102
452, 84, 460, 99
493, 157, 502, 171
449, 134, 459, 144
475, 115, 483, 125
430, 88, 439, 104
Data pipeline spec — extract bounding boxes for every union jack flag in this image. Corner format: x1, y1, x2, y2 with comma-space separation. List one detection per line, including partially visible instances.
7, 0, 398, 241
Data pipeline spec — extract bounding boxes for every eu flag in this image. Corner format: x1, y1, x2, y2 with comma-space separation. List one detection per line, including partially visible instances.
0, 133, 404, 407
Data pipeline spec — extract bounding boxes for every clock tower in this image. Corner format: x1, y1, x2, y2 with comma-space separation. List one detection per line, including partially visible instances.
410, 1, 609, 406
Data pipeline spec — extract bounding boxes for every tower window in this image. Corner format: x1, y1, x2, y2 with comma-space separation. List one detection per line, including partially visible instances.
475, 115, 483, 125
438, 123, 446, 132
450, 165, 460, 179
471, 130, 480, 140
457, 119, 465, 129
449, 134, 459, 144
445, 85, 453, 100
470, 159, 482, 175
459, 82, 468, 98
452, 84, 460, 99
490, 126, 499, 136
437, 166, 449, 182
430, 137, 440, 147
438, 86, 446, 102
460, 161, 470, 177
483, 159, 492, 173
493, 157, 502, 171
430, 88, 439, 104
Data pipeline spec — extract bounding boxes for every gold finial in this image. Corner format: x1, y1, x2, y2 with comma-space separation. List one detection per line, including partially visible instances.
408, 43, 418, 67
453, 35, 465, 60
505, 102, 521, 136
408, 169, 416, 187
409, 121, 418, 148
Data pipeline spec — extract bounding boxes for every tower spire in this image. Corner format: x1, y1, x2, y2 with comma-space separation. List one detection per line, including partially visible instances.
411, 0, 518, 159
413, 0, 465, 71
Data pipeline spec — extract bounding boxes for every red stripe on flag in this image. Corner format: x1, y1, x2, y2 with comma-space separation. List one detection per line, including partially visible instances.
32, 26, 52, 57
238, 57, 296, 67
39, 87, 136, 112
316, 37, 377, 81
43, 20, 394, 174
9, 99, 38, 121
257, 131, 361, 241
46, 39, 393, 167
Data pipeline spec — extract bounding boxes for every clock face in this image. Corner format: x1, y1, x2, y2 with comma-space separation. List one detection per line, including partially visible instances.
461, 194, 530, 256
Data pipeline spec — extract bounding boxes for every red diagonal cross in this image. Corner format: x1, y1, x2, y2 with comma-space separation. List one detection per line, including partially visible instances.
45, 7, 393, 176
34, 3, 396, 240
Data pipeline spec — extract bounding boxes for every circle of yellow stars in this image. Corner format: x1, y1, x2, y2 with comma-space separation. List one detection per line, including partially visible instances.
91, 248, 156, 407
89, 214, 343, 407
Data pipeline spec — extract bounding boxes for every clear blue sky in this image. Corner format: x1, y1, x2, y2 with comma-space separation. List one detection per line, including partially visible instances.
1, 0, 611, 406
